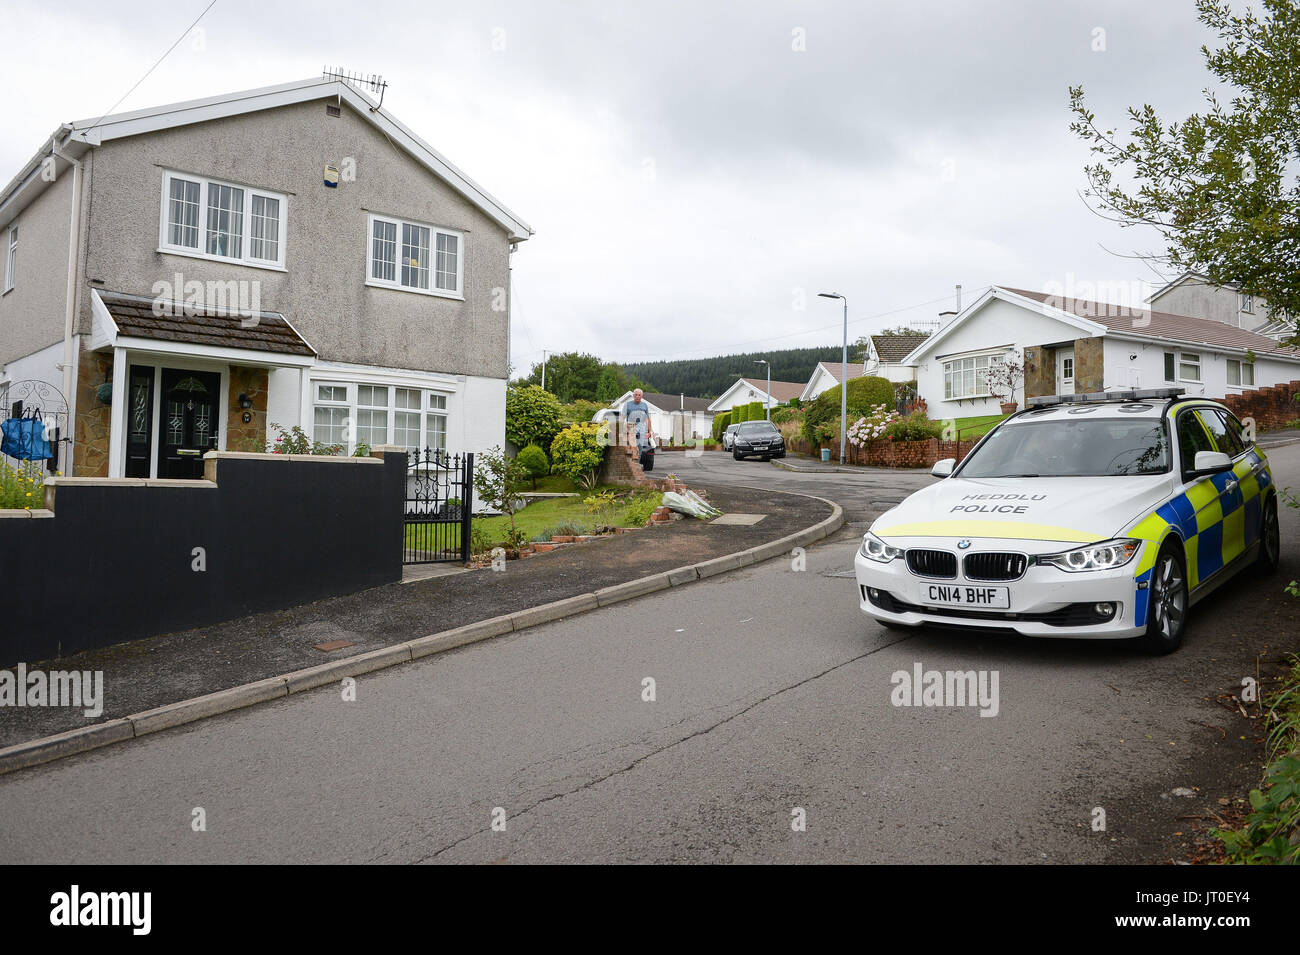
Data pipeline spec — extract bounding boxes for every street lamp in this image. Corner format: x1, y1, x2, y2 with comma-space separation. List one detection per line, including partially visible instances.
754, 359, 771, 419
818, 292, 848, 464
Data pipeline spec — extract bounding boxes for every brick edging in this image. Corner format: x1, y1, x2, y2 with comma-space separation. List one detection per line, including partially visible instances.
0, 489, 844, 776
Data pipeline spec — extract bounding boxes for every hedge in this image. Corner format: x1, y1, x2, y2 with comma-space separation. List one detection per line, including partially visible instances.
801, 376, 896, 443
712, 410, 732, 441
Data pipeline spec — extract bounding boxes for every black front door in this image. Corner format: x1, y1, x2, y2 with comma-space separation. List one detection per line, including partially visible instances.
159, 369, 221, 479
124, 365, 156, 479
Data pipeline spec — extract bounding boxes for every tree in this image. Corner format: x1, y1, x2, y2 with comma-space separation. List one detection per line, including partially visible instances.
505, 385, 563, 451
595, 365, 621, 403
472, 446, 531, 548
1070, 0, 1300, 336
516, 444, 550, 489
550, 422, 608, 490
522, 352, 604, 403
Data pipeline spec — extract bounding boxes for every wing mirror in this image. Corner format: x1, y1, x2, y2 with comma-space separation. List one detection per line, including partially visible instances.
1191, 450, 1232, 475
931, 458, 955, 478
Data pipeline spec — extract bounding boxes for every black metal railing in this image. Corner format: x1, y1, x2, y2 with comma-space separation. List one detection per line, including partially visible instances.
403, 448, 474, 564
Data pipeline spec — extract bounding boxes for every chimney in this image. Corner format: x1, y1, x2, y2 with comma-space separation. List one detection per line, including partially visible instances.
938, 310, 957, 326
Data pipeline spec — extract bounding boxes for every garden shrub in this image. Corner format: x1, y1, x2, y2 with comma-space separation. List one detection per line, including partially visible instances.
506, 384, 564, 451
517, 444, 549, 488
883, 412, 944, 442
550, 422, 608, 490
801, 376, 895, 443
711, 411, 732, 441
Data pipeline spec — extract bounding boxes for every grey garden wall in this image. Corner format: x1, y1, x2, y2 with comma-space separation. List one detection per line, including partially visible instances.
0, 450, 406, 664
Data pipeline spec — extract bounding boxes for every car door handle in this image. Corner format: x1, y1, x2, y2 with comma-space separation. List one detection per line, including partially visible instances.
1225, 479, 1238, 493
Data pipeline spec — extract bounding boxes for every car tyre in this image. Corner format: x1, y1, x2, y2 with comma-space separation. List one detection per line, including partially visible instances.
1256, 494, 1280, 575
733, 450, 744, 461
1138, 540, 1188, 655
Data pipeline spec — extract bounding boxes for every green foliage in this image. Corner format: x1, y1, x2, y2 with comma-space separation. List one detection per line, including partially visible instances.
517, 444, 550, 489
883, 412, 944, 442
801, 376, 896, 443
711, 411, 732, 440
269, 422, 343, 455
746, 400, 765, 421
1069, 0, 1300, 333
621, 491, 662, 527
769, 405, 802, 424
560, 398, 605, 426
471, 445, 531, 546
732, 404, 747, 424
1215, 655, 1300, 864
622, 345, 845, 399
0, 458, 45, 509
505, 385, 564, 451
550, 422, 608, 490
518, 353, 649, 403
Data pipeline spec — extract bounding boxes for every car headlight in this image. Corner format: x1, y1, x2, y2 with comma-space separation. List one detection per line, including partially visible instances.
1038, 539, 1139, 572
861, 532, 904, 563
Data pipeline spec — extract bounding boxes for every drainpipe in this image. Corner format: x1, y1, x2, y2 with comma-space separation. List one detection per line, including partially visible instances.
51, 132, 83, 462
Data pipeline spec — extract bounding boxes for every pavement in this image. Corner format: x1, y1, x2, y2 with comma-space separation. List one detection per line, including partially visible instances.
0, 482, 831, 750
1, 447, 1296, 863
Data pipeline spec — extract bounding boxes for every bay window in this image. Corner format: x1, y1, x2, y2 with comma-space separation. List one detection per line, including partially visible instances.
943, 353, 1003, 400
161, 170, 286, 268
367, 213, 462, 296
311, 381, 453, 454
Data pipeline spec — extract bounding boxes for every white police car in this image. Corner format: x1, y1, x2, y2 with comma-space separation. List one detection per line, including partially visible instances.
854, 389, 1281, 653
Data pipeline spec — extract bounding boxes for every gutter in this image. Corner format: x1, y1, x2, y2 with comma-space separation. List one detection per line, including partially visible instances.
50, 128, 84, 442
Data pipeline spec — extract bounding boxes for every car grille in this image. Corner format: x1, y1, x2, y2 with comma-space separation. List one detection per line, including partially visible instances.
963, 552, 1028, 581
905, 549, 957, 578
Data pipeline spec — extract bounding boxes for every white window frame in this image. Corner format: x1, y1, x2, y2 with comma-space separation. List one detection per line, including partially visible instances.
1239, 292, 1254, 314
158, 170, 287, 270
366, 213, 464, 299
1163, 351, 1176, 383
310, 380, 454, 454
942, 351, 1004, 400
1179, 351, 1202, 383
1226, 359, 1255, 388
3, 223, 15, 293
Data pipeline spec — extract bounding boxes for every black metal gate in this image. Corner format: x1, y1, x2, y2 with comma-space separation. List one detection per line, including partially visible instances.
403, 449, 474, 564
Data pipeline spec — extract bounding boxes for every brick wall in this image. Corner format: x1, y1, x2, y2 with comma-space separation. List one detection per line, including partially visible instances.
1220, 379, 1300, 433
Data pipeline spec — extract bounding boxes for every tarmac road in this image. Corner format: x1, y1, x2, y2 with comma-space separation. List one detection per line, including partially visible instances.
1, 446, 1297, 863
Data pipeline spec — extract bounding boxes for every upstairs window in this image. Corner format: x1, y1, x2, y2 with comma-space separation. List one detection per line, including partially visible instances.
1240, 292, 1254, 314
368, 214, 462, 297
160, 171, 286, 268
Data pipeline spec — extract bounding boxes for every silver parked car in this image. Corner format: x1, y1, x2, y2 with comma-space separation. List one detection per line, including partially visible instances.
721, 423, 741, 451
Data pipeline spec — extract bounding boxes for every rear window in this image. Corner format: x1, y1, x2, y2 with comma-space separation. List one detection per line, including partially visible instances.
960, 418, 1170, 477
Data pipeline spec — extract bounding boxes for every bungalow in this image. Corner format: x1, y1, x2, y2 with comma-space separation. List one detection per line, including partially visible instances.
0, 77, 531, 478
594, 390, 714, 444
707, 377, 805, 416
863, 331, 930, 383
799, 360, 865, 403
904, 285, 1300, 419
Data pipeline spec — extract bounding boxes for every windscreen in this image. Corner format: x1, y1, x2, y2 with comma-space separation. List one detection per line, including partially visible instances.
959, 417, 1170, 477
737, 421, 778, 435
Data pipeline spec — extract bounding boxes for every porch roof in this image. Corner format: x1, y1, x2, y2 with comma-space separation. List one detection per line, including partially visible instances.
94, 290, 316, 358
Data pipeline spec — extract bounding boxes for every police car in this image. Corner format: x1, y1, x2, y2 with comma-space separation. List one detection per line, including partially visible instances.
854, 389, 1281, 654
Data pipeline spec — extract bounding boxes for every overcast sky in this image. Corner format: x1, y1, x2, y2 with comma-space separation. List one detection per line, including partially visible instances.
4, 0, 1222, 377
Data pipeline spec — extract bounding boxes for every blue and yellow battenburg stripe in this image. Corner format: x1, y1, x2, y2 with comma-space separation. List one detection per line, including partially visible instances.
1127, 439, 1272, 627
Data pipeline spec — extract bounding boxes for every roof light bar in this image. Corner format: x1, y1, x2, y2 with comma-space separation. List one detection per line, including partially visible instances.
1025, 387, 1184, 409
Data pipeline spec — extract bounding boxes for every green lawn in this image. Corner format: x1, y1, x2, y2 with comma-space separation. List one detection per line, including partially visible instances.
403, 486, 662, 555
948, 414, 1009, 439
